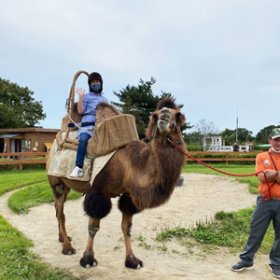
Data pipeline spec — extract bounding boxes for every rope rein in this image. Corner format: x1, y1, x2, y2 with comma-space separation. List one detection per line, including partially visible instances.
167, 138, 259, 177
167, 138, 278, 201
167, 137, 277, 200
66, 111, 82, 129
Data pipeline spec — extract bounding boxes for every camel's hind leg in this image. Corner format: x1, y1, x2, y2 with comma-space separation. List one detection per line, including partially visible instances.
118, 193, 143, 269
51, 182, 76, 255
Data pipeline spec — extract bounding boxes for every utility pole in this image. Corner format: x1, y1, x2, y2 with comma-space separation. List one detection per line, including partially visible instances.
235, 109, 238, 142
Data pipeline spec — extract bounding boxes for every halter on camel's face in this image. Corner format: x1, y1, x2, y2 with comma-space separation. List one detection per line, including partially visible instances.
152, 106, 185, 136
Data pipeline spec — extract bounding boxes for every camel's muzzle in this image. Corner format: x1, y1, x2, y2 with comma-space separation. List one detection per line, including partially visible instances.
157, 108, 173, 133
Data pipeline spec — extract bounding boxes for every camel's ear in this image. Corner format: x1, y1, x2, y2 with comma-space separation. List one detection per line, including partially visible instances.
151, 112, 159, 122
145, 112, 158, 140
175, 112, 186, 129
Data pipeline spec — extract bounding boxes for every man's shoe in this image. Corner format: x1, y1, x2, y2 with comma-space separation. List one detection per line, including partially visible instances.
269, 264, 280, 278
70, 166, 83, 177
231, 261, 254, 272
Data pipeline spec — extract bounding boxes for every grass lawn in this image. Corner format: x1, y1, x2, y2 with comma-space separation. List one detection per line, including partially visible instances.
0, 168, 79, 280
0, 169, 47, 196
8, 181, 82, 214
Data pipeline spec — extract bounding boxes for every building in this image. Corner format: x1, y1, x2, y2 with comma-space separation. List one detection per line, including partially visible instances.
0, 128, 59, 153
207, 135, 234, 152
205, 135, 254, 152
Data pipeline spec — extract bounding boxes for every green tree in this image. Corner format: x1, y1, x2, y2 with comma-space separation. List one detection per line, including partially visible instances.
255, 125, 280, 144
221, 128, 253, 145
113, 77, 191, 138
0, 78, 46, 128
184, 131, 201, 150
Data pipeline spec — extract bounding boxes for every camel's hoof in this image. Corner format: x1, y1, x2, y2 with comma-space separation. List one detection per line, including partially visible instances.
62, 247, 76, 255
125, 254, 143, 269
80, 254, 98, 268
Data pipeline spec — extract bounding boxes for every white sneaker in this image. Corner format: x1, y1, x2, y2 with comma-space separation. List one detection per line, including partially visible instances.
70, 166, 83, 177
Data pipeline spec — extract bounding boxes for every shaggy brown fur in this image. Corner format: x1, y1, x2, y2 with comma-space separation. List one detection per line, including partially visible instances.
47, 97, 187, 269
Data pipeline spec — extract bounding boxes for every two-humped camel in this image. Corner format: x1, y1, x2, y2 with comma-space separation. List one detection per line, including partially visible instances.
47, 97, 186, 269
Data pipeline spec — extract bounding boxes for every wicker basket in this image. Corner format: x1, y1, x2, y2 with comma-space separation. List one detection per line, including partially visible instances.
88, 114, 139, 156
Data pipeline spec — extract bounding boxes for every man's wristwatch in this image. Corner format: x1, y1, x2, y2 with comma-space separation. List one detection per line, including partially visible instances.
276, 171, 279, 177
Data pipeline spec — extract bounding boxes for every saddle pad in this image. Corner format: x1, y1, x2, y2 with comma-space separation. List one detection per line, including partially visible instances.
47, 137, 115, 183
90, 150, 116, 185
47, 137, 93, 181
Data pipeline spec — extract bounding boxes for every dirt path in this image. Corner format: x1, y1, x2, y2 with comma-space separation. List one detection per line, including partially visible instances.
0, 174, 275, 280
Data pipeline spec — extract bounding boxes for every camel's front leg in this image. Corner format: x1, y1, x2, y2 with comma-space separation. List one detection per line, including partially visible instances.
80, 217, 99, 268
122, 213, 143, 269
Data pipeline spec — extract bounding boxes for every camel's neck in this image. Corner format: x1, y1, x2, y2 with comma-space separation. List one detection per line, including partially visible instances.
130, 135, 186, 211
151, 135, 185, 176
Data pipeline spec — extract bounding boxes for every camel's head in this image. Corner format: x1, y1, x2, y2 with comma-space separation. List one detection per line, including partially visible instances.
146, 97, 186, 140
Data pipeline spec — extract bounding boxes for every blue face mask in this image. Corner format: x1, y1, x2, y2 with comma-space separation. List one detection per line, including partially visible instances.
90, 82, 102, 93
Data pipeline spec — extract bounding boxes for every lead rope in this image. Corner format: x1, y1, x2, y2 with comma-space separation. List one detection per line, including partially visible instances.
167, 138, 273, 200
263, 172, 272, 201
167, 138, 259, 177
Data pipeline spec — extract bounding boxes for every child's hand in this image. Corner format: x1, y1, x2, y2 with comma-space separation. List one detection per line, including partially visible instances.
76, 87, 85, 98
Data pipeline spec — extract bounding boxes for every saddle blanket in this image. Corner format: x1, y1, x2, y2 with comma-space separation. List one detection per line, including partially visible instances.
47, 137, 116, 183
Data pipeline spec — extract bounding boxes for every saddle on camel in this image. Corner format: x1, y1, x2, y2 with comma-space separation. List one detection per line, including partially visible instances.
47, 71, 187, 269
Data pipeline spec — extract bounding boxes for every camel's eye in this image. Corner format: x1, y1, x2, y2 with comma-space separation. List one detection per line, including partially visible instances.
175, 112, 186, 127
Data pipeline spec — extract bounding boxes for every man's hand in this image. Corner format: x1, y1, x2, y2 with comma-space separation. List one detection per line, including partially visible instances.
258, 169, 280, 183
265, 169, 279, 177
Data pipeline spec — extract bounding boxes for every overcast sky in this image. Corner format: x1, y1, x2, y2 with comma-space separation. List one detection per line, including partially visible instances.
1, 0, 280, 136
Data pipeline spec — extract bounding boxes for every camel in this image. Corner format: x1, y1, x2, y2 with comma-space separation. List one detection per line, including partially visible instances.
47, 97, 187, 269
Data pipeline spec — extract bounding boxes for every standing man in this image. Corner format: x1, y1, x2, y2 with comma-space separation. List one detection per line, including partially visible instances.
231, 128, 280, 278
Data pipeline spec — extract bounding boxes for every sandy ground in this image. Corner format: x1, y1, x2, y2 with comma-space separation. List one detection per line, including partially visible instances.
0, 173, 276, 280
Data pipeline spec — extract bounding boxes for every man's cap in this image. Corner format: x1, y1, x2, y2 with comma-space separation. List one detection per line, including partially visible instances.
270, 128, 280, 139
